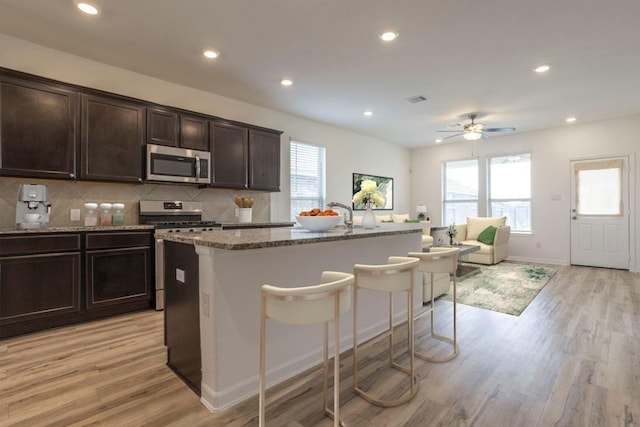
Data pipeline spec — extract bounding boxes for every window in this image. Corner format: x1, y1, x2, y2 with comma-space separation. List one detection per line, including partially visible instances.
488, 154, 531, 232
442, 159, 478, 226
290, 140, 326, 221
574, 159, 622, 215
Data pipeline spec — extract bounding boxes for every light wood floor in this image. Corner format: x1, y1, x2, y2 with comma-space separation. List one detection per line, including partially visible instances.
1, 264, 638, 426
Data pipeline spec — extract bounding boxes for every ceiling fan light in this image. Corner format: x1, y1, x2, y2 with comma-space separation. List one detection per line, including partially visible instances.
463, 131, 482, 141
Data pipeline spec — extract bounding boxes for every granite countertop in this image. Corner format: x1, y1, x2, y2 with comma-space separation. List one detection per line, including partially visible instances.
0, 224, 155, 235
218, 221, 295, 229
160, 222, 424, 250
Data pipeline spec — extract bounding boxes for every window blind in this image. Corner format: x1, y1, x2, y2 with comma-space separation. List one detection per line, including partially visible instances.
290, 140, 326, 220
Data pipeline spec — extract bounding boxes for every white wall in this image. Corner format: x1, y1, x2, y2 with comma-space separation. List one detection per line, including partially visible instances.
410, 115, 639, 271
0, 34, 411, 222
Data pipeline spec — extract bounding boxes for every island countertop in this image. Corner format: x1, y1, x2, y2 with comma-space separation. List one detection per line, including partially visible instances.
159, 222, 424, 250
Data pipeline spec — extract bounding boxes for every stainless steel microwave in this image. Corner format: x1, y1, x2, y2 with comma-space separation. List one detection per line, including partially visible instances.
146, 144, 211, 184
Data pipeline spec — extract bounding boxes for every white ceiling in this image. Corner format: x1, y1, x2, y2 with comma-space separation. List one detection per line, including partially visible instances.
1, 0, 639, 148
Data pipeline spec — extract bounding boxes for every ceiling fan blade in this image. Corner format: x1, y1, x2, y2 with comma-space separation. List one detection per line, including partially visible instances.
482, 127, 516, 132
436, 130, 464, 133
443, 133, 463, 140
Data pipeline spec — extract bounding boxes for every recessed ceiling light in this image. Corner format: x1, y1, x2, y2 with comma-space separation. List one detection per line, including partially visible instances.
77, 2, 99, 15
203, 50, 219, 59
566, 117, 577, 123
379, 32, 398, 42
534, 64, 551, 73
435, 139, 443, 143
281, 79, 293, 86
363, 111, 373, 117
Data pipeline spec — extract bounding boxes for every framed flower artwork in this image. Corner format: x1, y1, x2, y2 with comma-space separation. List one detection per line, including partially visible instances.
352, 173, 394, 210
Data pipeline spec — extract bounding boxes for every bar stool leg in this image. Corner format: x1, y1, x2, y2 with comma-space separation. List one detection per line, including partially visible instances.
319, 293, 341, 426
352, 269, 418, 407
259, 295, 266, 427
416, 264, 458, 363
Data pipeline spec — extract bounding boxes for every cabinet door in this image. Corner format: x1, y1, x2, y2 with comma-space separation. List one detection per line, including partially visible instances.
0, 253, 81, 325
180, 114, 209, 151
86, 247, 151, 309
80, 94, 144, 183
210, 122, 248, 188
0, 76, 77, 180
147, 107, 178, 147
248, 129, 281, 191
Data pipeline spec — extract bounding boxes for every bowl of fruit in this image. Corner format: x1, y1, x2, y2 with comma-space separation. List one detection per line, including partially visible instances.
296, 208, 342, 232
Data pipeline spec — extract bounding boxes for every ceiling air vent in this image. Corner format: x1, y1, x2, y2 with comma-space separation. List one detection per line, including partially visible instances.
406, 95, 427, 104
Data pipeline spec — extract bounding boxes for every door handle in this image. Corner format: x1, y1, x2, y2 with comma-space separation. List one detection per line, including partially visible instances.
572, 216, 577, 220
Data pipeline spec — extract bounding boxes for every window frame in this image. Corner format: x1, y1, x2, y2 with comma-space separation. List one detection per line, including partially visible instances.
289, 140, 326, 221
441, 158, 480, 226
487, 153, 532, 233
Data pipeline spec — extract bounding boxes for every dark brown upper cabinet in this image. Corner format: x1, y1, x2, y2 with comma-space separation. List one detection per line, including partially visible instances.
0, 75, 77, 180
180, 114, 209, 151
146, 107, 179, 147
147, 108, 209, 151
80, 93, 145, 183
210, 121, 248, 189
249, 129, 281, 191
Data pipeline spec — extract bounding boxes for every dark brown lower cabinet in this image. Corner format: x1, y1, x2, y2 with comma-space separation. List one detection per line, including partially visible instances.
0, 253, 81, 324
164, 240, 201, 395
0, 231, 153, 339
86, 247, 151, 309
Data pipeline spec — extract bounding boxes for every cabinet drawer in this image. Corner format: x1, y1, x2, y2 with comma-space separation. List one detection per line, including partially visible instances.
86, 232, 152, 250
0, 234, 81, 256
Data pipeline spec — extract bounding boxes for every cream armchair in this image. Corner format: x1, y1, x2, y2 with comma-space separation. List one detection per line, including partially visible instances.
420, 221, 434, 247
454, 216, 511, 265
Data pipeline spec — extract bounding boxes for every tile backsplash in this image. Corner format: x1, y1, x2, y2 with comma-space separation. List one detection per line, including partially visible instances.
0, 177, 271, 228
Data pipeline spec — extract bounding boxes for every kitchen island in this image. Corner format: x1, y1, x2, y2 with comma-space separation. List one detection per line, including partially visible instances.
161, 223, 423, 412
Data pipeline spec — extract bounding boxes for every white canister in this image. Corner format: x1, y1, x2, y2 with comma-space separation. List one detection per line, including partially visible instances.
112, 203, 125, 226
84, 203, 98, 226
237, 208, 252, 223
99, 203, 113, 226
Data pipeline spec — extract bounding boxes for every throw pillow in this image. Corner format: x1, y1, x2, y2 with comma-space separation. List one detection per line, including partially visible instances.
466, 216, 506, 240
404, 219, 420, 223
477, 225, 497, 245
391, 213, 410, 223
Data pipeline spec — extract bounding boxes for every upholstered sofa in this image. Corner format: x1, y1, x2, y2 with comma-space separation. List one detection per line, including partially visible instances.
453, 216, 511, 265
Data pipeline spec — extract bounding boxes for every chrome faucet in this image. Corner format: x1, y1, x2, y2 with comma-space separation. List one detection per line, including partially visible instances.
327, 202, 353, 229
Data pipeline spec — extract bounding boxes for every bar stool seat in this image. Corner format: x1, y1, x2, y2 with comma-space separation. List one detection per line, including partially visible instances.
259, 271, 354, 427
408, 247, 459, 362
352, 256, 420, 407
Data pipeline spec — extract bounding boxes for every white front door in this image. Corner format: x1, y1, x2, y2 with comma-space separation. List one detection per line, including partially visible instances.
570, 157, 629, 269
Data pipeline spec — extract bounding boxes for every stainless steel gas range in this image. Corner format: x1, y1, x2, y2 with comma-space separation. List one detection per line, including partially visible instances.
139, 200, 219, 310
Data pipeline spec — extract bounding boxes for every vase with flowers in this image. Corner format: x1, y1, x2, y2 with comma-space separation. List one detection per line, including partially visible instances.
446, 223, 458, 246
352, 179, 385, 229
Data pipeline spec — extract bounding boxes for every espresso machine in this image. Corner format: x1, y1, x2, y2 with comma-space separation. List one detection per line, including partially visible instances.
16, 184, 52, 229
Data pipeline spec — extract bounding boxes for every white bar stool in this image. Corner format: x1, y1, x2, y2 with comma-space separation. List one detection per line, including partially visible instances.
352, 256, 420, 407
259, 271, 354, 427
408, 247, 459, 362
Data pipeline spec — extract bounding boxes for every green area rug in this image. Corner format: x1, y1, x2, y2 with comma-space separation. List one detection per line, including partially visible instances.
441, 262, 557, 316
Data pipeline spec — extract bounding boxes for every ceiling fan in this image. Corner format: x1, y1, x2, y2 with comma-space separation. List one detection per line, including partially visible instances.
437, 114, 515, 141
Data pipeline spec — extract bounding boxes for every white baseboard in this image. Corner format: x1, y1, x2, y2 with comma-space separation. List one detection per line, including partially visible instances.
506, 255, 568, 266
